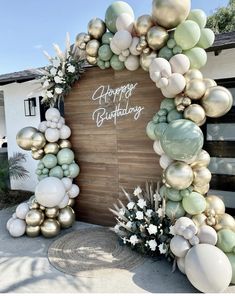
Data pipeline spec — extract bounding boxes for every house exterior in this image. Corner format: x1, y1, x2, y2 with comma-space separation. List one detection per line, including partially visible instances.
0, 32, 234, 214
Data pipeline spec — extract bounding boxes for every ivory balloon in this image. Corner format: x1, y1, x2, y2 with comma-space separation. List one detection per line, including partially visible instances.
9, 219, 26, 237
26, 225, 40, 237
165, 162, 193, 190
110, 38, 122, 55
116, 13, 134, 32
45, 108, 61, 122
206, 195, 225, 216
113, 30, 132, 50
159, 154, 173, 169
184, 69, 203, 82
59, 125, 71, 140
41, 219, 60, 238
201, 86, 233, 118
124, 55, 140, 71
58, 139, 72, 149
86, 40, 100, 57
68, 184, 80, 198
16, 127, 38, 150
6, 217, 15, 231
61, 177, 73, 191
184, 104, 206, 126
185, 79, 206, 100
58, 194, 69, 209
45, 128, 60, 143
203, 78, 217, 89
190, 150, 210, 168
185, 244, 232, 293
170, 235, 191, 257
153, 139, 165, 155
57, 206, 75, 228
152, 0, 191, 29
214, 214, 235, 232
149, 57, 171, 79
169, 54, 190, 75
88, 18, 106, 39
193, 167, 212, 187
146, 26, 169, 51
129, 37, 141, 56
174, 216, 196, 235
25, 209, 44, 226
177, 257, 186, 274
38, 121, 47, 133
44, 143, 59, 155
161, 73, 186, 98
45, 207, 59, 219
16, 203, 29, 220
197, 225, 217, 245
134, 15, 153, 36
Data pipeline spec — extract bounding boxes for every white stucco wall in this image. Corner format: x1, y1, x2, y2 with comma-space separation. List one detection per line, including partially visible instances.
0, 106, 6, 139
0, 80, 41, 192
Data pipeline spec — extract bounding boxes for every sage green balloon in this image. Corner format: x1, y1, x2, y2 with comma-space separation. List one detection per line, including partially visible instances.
160, 185, 167, 198
197, 28, 215, 49
146, 121, 158, 140
173, 45, 183, 55
167, 39, 176, 49
165, 201, 185, 220
62, 164, 69, 170
217, 229, 235, 253
49, 166, 64, 179
184, 47, 207, 69
160, 119, 204, 161
38, 174, 48, 181
102, 32, 114, 44
165, 187, 182, 202
97, 59, 106, 70
105, 1, 134, 33
98, 44, 113, 61
68, 163, 80, 178
110, 55, 125, 71
105, 61, 110, 68
158, 46, 173, 61
57, 148, 74, 165
180, 188, 190, 198
154, 123, 168, 139
174, 20, 201, 50
64, 170, 70, 177
182, 191, 206, 215
167, 109, 183, 122
42, 168, 49, 175
37, 163, 44, 170
36, 169, 42, 175
226, 253, 235, 284
187, 9, 207, 28
160, 98, 175, 112
42, 154, 57, 169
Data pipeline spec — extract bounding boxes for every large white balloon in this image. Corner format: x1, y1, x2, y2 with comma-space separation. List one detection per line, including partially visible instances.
149, 58, 172, 80
174, 217, 197, 236
45, 108, 61, 122
9, 219, 26, 237
58, 194, 69, 209
153, 140, 165, 156
177, 257, 186, 274
116, 13, 134, 33
113, 30, 133, 51
61, 177, 73, 191
16, 203, 29, 220
129, 37, 141, 56
59, 125, 71, 140
169, 54, 190, 75
170, 235, 191, 258
38, 121, 48, 133
159, 154, 173, 169
68, 184, 80, 198
197, 225, 217, 245
161, 73, 186, 98
45, 128, 60, 143
185, 244, 232, 293
124, 55, 140, 71
35, 177, 66, 207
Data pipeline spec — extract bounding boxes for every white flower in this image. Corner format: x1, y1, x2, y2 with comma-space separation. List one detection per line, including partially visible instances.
46, 90, 53, 98
55, 87, 63, 94
156, 207, 164, 218
127, 202, 135, 210
58, 70, 63, 77
50, 67, 57, 76
43, 80, 50, 88
114, 224, 120, 232
147, 224, 158, 235
129, 235, 139, 246
148, 239, 158, 251
133, 186, 142, 196
146, 209, 153, 218
169, 225, 176, 236
52, 59, 61, 68
67, 65, 76, 73
118, 208, 125, 216
136, 211, 144, 220
158, 243, 167, 254
126, 221, 132, 229
122, 237, 127, 244
137, 198, 147, 209
54, 76, 63, 84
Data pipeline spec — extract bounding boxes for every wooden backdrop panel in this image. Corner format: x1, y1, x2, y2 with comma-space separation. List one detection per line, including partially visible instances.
65, 67, 163, 226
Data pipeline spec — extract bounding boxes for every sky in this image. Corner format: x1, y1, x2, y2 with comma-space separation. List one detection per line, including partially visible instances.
0, 0, 229, 75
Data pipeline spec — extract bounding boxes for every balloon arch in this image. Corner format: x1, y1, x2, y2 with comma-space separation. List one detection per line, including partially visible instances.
6, 0, 235, 293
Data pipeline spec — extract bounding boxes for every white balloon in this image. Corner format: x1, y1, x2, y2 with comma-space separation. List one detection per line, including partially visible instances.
61, 177, 73, 191
46, 121, 52, 127
169, 54, 190, 75
157, 77, 168, 88
57, 122, 63, 129
9, 219, 26, 237
45, 108, 61, 122
113, 30, 132, 51
177, 257, 186, 274
150, 71, 161, 83
122, 49, 130, 57
7, 217, 16, 231
129, 37, 140, 56
45, 128, 60, 143
58, 194, 69, 209
197, 225, 217, 245
50, 122, 57, 129
159, 154, 173, 169
12, 213, 17, 219
110, 38, 122, 55
149, 58, 172, 79
16, 202, 29, 220
119, 54, 127, 62
189, 235, 200, 246
174, 217, 196, 236
116, 13, 134, 33
170, 235, 191, 258
185, 244, 232, 293
153, 140, 164, 156
35, 177, 66, 207
59, 117, 65, 125
59, 125, 71, 140
38, 121, 47, 133
161, 73, 186, 98
124, 55, 140, 71
68, 184, 80, 198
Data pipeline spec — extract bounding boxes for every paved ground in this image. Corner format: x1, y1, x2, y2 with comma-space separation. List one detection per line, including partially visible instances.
0, 208, 234, 293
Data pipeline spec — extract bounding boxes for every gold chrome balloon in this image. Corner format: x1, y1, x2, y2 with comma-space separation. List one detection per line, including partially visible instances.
58, 139, 72, 149
41, 219, 60, 238
86, 56, 97, 65
165, 161, 193, 190
193, 167, 212, 187
32, 132, 46, 150
214, 213, 235, 232
185, 79, 206, 100
134, 15, 154, 36
57, 206, 75, 229
26, 225, 40, 237
184, 69, 203, 82
193, 183, 210, 195
201, 86, 233, 118
140, 51, 157, 71
88, 18, 106, 40
26, 209, 45, 226
206, 195, 225, 216
76, 32, 87, 48
203, 78, 217, 89
30, 201, 40, 210
44, 143, 59, 155
191, 150, 210, 168
16, 127, 38, 151
146, 26, 169, 50
40, 205, 46, 211
68, 198, 76, 207
45, 207, 59, 219
31, 150, 44, 160
184, 104, 206, 126
85, 40, 100, 57
192, 213, 207, 227
152, 0, 191, 29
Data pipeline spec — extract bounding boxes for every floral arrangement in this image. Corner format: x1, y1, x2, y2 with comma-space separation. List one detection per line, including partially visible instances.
37, 33, 85, 107
110, 182, 174, 261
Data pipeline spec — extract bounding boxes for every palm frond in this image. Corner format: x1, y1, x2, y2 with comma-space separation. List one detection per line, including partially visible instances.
8, 152, 29, 180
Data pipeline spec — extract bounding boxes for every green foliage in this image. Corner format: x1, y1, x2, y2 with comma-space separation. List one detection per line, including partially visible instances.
207, 0, 235, 33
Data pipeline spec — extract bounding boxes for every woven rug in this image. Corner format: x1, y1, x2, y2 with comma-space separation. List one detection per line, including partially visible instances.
48, 227, 145, 276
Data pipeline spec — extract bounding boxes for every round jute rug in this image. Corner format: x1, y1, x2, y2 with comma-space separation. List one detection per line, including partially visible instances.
48, 227, 145, 276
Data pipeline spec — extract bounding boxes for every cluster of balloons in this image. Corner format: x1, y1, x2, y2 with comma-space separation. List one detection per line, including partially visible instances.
7, 108, 80, 238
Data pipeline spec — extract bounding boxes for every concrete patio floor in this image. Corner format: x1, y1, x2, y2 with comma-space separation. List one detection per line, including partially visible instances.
0, 207, 234, 294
